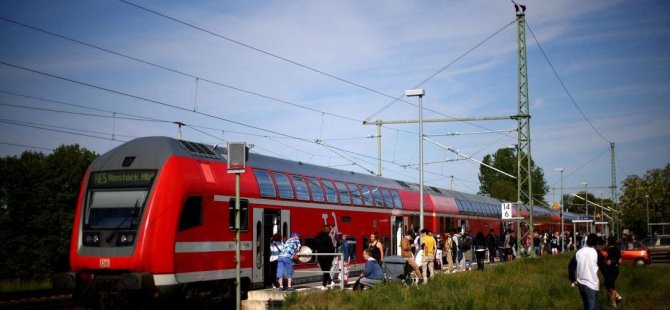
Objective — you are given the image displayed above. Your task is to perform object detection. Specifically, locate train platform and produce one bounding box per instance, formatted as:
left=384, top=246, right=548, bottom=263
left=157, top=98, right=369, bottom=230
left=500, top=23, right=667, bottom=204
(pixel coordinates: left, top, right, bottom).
left=240, top=262, right=497, bottom=310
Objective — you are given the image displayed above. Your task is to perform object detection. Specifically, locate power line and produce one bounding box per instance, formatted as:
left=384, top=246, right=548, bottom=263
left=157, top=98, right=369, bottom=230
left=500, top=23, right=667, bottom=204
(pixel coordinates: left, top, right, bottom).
left=0, top=141, right=54, bottom=151
left=549, top=147, right=611, bottom=187
left=0, top=119, right=128, bottom=142
left=0, top=16, right=365, bottom=125
left=526, top=21, right=611, bottom=144
left=0, top=101, right=168, bottom=124
left=114, top=2, right=515, bottom=137
left=365, top=19, right=516, bottom=120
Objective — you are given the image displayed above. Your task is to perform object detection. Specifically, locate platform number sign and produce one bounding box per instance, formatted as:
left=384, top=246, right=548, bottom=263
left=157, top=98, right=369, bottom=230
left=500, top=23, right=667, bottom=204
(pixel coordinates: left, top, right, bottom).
left=501, top=203, right=513, bottom=220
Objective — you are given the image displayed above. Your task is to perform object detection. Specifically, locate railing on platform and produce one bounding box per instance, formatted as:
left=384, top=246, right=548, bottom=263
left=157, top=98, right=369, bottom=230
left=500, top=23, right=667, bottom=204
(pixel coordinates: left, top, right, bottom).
left=294, top=252, right=345, bottom=290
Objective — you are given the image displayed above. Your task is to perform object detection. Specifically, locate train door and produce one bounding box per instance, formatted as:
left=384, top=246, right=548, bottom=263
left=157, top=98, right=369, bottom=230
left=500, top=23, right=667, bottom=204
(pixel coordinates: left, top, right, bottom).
left=391, top=216, right=405, bottom=255
left=252, top=208, right=282, bottom=287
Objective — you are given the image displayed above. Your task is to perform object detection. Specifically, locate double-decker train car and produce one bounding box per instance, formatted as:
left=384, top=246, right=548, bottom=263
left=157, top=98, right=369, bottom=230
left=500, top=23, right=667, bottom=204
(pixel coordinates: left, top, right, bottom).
left=68, top=136, right=574, bottom=304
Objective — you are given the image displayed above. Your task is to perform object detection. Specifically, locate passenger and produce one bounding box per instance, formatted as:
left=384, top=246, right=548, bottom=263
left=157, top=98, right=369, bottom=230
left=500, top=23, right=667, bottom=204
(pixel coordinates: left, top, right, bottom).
left=551, top=232, right=560, bottom=255
left=314, top=224, right=335, bottom=290
left=435, top=233, right=444, bottom=271
left=604, top=236, right=623, bottom=307
left=453, top=229, right=463, bottom=271
left=503, top=230, right=513, bottom=262
left=473, top=232, right=487, bottom=271
left=420, top=229, right=436, bottom=282
left=462, top=232, right=473, bottom=270
left=412, top=229, right=421, bottom=257
left=276, top=232, right=301, bottom=291
left=533, top=232, right=541, bottom=257
left=269, top=233, right=283, bottom=289
left=368, top=231, right=384, bottom=266
left=401, top=232, right=423, bottom=281
left=330, top=233, right=350, bottom=286
left=354, top=249, right=385, bottom=290
left=569, top=233, right=606, bottom=310
left=444, top=232, right=455, bottom=273
left=486, top=229, right=497, bottom=264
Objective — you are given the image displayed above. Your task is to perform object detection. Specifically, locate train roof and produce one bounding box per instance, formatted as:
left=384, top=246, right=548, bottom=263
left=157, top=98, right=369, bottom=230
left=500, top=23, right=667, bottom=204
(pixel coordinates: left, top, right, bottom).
left=93, top=136, right=577, bottom=220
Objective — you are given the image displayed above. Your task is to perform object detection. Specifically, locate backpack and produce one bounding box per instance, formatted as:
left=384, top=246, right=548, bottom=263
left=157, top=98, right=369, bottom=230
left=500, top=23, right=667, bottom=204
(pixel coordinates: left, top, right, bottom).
left=464, top=235, right=473, bottom=251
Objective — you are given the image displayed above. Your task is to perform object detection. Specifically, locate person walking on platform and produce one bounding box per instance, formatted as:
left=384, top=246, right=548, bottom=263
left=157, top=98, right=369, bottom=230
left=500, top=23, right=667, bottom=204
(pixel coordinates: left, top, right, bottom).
left=445, top=232, right=455, bottom=273
left=420, top=229, right=436, bottom=282
left=314, top=225, right=335, bottom=290
left=569, top=233, right=606, bottom=310
left=401, top=232, right=423, bottom=282
left=486, top=229, right=497, bottom=264
left=473, top=232, right=487, bottom=271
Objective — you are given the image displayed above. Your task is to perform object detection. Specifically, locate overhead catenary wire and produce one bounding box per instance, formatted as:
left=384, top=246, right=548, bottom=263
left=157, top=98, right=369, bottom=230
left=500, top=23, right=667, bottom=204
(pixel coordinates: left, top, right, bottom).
left=0, top=119, right=129, bottom=143
left=0, top=141, right=54, bottom=151
left=365, top=19, right=516, bottom=121
left=105, top=6, right=515, bottom=137
left=526, top=21, right=611, bottom=144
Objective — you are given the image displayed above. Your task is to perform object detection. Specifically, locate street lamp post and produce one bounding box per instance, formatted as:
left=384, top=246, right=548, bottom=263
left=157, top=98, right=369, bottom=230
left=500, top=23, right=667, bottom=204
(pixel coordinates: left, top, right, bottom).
left=645, top=194, right=650, bottom=237
left=406, top=89, right=426, bottom=230
left=555, top=168, right=564, bottom=252
left=582, top=182, right=588, bottom=233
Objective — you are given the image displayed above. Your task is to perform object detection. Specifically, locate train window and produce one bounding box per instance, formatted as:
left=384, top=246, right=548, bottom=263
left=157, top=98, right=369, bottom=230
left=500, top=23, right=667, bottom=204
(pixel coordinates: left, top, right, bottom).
left=370, top=186, right=384, bottom=207
left=334, top=181, right=351, bottom=205
left=346, top=237, right=357, bottom=261
left=272, top=172, right=294, bottom=199
left=253, top=169, right=277, bottom=198
left=322, top=180, right=338, bottom=203
left=360, top=185, right=374, bottom=207
left=348, top=183, right=363, bottom=206
left=391, top=190, right=402, bottom=209
left=306, top=177, right=325, bottom=202
left=228, top=198, right=249, bottom=231
left=178, top=196, right=203, bottom=231
left=381, top=188, right=394, bottom=208
left=290, top=175, right=310, bottom=201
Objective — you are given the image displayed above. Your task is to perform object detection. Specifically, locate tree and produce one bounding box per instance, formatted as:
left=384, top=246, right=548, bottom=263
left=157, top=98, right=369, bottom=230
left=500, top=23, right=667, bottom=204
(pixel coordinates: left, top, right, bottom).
left=619, top=164, right=670, bottom=238
left=478, top=147, right=548, bottom=205
left=0, top=145, right=97, bottom=280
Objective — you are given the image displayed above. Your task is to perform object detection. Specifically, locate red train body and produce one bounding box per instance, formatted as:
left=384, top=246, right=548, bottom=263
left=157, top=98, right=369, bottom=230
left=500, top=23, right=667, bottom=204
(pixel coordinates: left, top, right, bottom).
left=68, top=136, right=573, bottom=303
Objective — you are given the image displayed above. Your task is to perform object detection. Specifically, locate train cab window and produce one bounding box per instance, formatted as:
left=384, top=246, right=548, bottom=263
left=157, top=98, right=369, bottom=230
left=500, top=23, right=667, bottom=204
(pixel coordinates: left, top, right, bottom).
left=228, top=198, right=249, bottom=231
left=360, top=185, right=374, bottom=207
left=348, top=183, right=363, bottom=206
left=179, top=196, right=203, bottom=231
left=290, top=175, right=310, bottom=201
left=370, top=186, right=384, bottom=207
left=382, top=188, right=394, bottom=208
left=272, top=172, right=294, bottom=199
left=322, top=180, right=338, bottom=203
left=306, top=177, right=325, bottom=202
left=391, top=190, right=402, bottom=209
left=253, top=169, right=277, bottom=198
left=334, top=181, right=351, bottom=205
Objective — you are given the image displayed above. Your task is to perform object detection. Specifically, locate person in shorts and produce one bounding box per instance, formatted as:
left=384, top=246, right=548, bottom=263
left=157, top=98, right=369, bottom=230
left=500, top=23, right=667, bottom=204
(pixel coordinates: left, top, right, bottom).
left=276, top=232, right=301, bottom=291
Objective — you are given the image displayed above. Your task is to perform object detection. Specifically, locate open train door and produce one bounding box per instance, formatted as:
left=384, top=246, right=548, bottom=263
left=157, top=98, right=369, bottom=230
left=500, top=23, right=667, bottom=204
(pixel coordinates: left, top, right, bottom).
left=252, top=208, right=283, bottom=288
left=391, top=216, right=406, bottom=255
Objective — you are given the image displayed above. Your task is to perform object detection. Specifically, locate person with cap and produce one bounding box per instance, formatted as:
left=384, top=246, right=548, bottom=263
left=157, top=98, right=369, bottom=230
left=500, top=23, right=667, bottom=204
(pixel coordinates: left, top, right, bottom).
left=276, top=231, right=301, bottom=291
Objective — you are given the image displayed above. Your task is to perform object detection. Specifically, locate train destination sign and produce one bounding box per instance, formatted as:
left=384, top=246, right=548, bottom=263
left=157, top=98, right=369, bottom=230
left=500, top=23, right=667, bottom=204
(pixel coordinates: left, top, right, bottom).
left=90, top=170, right=157, bottom=188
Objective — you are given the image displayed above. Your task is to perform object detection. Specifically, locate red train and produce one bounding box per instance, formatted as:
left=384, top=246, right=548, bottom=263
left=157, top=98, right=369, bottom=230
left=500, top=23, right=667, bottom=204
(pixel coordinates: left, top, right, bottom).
left=68, top=136, right=573, bottom=304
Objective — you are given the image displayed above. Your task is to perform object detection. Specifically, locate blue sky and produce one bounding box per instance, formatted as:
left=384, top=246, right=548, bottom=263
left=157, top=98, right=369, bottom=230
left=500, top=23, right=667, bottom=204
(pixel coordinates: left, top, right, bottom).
left=1, top=0, right=668, bottom=206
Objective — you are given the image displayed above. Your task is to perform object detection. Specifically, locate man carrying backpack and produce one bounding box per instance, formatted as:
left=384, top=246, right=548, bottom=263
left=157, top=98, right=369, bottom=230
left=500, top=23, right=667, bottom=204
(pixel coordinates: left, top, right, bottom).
left=486, top=229, right=497, bottom=264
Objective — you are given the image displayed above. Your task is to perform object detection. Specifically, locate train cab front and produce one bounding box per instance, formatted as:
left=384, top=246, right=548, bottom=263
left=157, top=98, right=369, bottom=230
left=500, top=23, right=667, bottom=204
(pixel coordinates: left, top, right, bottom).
left=68, top=137, right=182, bottom=306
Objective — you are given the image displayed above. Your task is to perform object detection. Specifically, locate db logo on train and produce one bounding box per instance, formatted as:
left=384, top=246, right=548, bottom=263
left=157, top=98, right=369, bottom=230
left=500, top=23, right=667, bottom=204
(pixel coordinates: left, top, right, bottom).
left=99, top=258, right=111, bottom=268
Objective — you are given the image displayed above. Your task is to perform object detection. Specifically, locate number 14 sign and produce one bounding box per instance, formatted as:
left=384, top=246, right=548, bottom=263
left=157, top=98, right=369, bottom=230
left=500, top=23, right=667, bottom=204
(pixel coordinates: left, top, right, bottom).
left=501, top=203, right=513, bottom=220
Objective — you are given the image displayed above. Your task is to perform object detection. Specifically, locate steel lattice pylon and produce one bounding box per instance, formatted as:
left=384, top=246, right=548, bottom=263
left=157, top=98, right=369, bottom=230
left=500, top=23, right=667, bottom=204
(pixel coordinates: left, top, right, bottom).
left=515, top=4, right=534, bottom=257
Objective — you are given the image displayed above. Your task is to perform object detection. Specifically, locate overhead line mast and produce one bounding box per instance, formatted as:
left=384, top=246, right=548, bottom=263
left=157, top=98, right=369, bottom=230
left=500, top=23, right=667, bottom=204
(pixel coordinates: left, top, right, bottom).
left=513, top=2, right=534, bottom=257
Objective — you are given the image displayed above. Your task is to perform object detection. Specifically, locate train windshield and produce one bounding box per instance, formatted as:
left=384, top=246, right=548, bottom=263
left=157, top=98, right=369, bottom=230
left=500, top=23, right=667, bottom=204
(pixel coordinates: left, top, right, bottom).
left=85, top=190, right=149, bottom=229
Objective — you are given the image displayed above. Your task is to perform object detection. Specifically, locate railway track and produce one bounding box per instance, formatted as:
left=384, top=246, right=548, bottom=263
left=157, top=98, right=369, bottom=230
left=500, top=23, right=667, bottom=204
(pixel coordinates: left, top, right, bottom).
left=0, top=289, right=82, bottom=309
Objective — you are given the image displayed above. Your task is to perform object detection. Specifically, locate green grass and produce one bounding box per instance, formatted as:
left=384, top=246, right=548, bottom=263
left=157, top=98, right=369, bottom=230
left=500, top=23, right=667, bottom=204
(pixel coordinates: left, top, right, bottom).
left=284, top=254, right=670, bottom=309
left=0, top=279, right=52, bottom=293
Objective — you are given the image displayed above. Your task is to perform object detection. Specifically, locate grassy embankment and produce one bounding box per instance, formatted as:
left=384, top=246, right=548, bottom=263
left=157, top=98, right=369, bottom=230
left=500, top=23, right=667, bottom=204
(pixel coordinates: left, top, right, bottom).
left=284, top=254, right=670, bottom=309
